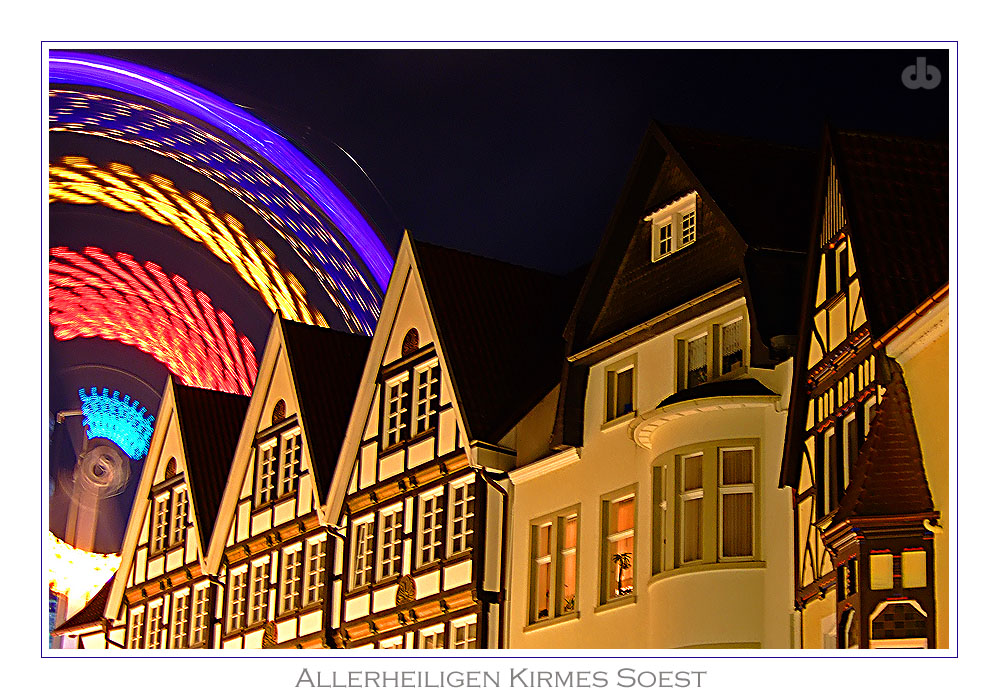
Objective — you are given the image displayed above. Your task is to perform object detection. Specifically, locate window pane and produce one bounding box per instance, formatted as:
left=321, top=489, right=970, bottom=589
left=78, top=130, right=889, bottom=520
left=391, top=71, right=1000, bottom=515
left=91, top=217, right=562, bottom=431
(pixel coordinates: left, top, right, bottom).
left=537, top=523, right=551, bottom=557
left=616, top=368, right=633, bottom=416
left=683, top=499, right=702, bottom=562
left=722, top=449, right=753, bottom=485
left=612, top=535, right=634, bottom=596
left=721, top=319, right=744, bottom=373
left=613, top=496, right=634, bottom=533
left=561, top=549, right=577, bottom=612
left=902, top=550, right=927, bottom=588
left=563, top=516, right=577, bottom=549
left=721, top=492, right=753, bottom=557
left=536, top=561, right=550, bottom=618
left=870, top=553, right=894, bottom=590
left=687, top=336, right=707, bottom=387
left=683, top=454, right=703, bottom=490
left=681, top=209, right=696, bottom=245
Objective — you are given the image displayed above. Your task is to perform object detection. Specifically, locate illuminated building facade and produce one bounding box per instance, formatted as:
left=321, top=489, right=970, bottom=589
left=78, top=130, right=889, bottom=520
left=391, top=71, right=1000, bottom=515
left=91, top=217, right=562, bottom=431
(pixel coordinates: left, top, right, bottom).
left=778, top=130, right=948, bottom=649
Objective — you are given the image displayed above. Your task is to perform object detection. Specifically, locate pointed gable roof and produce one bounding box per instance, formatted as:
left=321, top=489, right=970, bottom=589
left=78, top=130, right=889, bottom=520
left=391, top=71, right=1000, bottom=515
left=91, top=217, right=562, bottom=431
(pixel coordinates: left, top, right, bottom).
left=280, top=318, right=371, bottom=494
left=53, top=576, right=115, bottom=635
left=831, top=358, right=937, bottom=525
left=172, top=383, right=249, bottom=552
left=829, top=129, right=948, bottom=339
left=411, top=239, right=576, bottom=444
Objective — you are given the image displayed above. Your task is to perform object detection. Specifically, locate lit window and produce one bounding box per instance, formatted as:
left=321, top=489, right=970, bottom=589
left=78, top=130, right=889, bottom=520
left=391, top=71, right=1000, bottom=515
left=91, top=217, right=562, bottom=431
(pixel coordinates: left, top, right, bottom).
left=384, top=373, right=409, bottom=447
left=719, top=448, right=754, bottom=559
left=278, top=429, right=301, bottom=497
left=449, top=477, right=475, bottom=556
left=602, top=491, right=635, bottom=603
left=418, top=624, right=445, bottom=649
left=255, top=439, right=277, bottom=505
left=605, top=358, right=636, bottom=423
left=826, top=241, right=850, bottom=298
left=380, top=635, right=404, bottom=649
left=450, top=615, right=478, bottom=649
left=412, top=361, right=440, bottom=435
left=191, top=586, right=209, bottom=646
left=227, top=567, right=247, bottom=632
left=281, top=548, right=301, bottom=614
left=843, top=412, right=859, bottom=488
left=171, top=591, right=189, bottom=648
left=151, top=494, right=170, bottom=552
left=530, top=509, right=578, bottom=623
left=250, top=560, right=269, bottom=623
left=417, top=489, right=444, bottom=567
left=351, top=518, right=375, bottom=589
left=146, top=600, right=163, bottom=649
left=686, top=335, right=708, bottom=388
left=378, top=507, right=404, bottom=580
left=870, top=553, right=894, bottom=590
left=678, top=454, right=704, bottom=564
left=902, top=550, right=927, bottom=589
left=128, top=607, right=145, bottom=649
left=720, top=318, right=745, bottom=374
left=170, top=487, right=187, bottom=547
left=648, top=193, right=697, bottom=262
left=303, top=538, right=326, bottom=605
left=676, top=314, right=748, bottom=390
left=823, top=428, right=838, bottom=516
left=864, top=396, right=877, bottom=437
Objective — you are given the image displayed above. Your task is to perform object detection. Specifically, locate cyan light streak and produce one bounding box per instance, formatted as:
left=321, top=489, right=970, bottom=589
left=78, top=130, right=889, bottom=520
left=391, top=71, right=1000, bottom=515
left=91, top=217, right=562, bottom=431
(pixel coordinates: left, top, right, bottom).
left=78, top=387, right=155, bottom=459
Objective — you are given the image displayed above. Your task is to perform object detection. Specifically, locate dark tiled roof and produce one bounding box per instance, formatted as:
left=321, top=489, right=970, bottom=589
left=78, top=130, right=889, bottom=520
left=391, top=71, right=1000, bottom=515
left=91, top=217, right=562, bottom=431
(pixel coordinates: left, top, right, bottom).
left=660, top=123, right=817, bottom=251
left=173, top=383, right=250, bottom=552
left=281, top=319, right=371, bottom=494
left=831, top=130, right=948, bottom=339
left=53, top=576, right=114, bottom=634
left=832, top=358, right=936, bottom=524
left=655, top=378, right=778, bottom=409
left=412, top=240, right=578, bottom=445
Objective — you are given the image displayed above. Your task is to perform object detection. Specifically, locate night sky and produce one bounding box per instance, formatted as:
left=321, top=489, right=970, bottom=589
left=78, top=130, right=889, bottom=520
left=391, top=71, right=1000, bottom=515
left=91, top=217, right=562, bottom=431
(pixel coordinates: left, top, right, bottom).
left=47, top=47, right=949, bottom=552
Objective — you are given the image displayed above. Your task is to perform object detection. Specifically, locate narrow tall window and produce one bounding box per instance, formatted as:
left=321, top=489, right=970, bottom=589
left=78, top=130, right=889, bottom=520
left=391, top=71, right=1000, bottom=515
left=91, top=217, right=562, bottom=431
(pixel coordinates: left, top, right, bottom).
left=378, top=508, right=404, bottom=580
left=171, top=591, right=189, bottom=648
left=152, top=495, right=170, bottom=552
left=304, top=539, right=326, bottom=605
left=656, top=222, right=671, bottom=259
left=680, top=209, right=696, bottom=246
left=191, top=586, right=208, bottom=646
left=531, top=522, right=552, bottom=620
left=449, top=479, right=475, bottom=555
left=412, top=362, right=440, bottom=435
left=824, top=428, right=838, bottom=515
left=146, top=601, right=163, bottom=649
left=721, top=319, right=745, bottom=374
left=530, top=510, right=579, bottom=623
left=603, top=493, right=635, bottom=601
left=257, top=442, right=277, bottom=505
left=170, top=487, right=187, bottom=547
left=384, top=374, right=409, bottom=447
left=250, top=560, right=269, bottom=623
left=278, top=430, right=301, bottom=497
left=351, top=520, right=375, bottom=588
left=561, top=515, right=578, bottom=613
left=864, top=396, right=877, bottom=437
left=281, top=548, right=301, bottom=613
left=128, top=607, right=145, bottom=649
left=228, top=568, right=246, bottom=632
left=687, top=335, right=708, bottom=388
left=843, top=413, right=859, bottom=488
left=605, top=363, right=635, bottom=422
left=417, top=490, right=444, bottom=567
left=679, top=454, right=704, bottom=564
left=719, top=448, right=754, bottom=559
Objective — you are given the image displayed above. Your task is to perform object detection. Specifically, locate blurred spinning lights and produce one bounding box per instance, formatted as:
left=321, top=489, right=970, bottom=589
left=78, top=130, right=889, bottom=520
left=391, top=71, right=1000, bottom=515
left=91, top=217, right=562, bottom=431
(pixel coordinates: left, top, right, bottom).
left=78, top=387, right=155, bottom=460
left=50, top=246, right=258, bottom=395
left=47, top=531, right=120, bottom=613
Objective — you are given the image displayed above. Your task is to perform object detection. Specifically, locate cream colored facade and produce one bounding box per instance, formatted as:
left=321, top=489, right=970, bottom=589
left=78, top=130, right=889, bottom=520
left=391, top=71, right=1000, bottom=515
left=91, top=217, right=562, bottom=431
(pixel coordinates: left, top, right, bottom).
left=507, top=296, right=796, bottom=649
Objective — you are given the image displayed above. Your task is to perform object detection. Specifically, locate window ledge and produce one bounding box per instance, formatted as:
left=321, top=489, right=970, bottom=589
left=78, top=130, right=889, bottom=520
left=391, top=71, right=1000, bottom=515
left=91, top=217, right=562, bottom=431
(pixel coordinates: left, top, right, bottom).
left=601, top=412, right=636, bottom=433
left=523, top=610, right=580, bottom=632
left=594, top=594, right=636, bottom=614
left=649, top=560, right=765, bottom=587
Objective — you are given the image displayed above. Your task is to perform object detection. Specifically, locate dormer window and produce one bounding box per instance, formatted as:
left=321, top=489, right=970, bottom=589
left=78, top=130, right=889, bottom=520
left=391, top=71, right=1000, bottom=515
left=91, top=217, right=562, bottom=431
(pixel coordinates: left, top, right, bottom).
left=255, top=425, right=302, bottom=506
left=648, top=192, right=697, bottom=262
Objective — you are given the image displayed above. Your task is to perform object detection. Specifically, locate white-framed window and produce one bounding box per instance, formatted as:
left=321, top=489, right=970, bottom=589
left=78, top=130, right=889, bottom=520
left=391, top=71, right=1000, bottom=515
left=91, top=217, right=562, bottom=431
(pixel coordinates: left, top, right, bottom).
left=601, top=489, right=635, bottom=603
left=676, top=313, right=748, bottom=390
left=379, top=635, right=404, bottom=649
left=128, top=606, right=145, bottom=649
left=604, top=355, right=636, bottom=423
left=146, top=599, right=163, bottom=649
left=151, top=493, right=170, bottom=552
left=351, top=516, right=375, bottom=589
left=720, top=318, right=745, bottom=375
left=685, top=334, right=709, bottom=389
left=529, top=508, right=579, bottom=623
left=418, top=623, right=445, bottom=649
left=255, top=439, right=277, bottom=505
left=417, top=488, right=444, bottom=568
left=250, top=558, right=270, bottom=623
left=648, top=192, right=697, bottom=262
left=191, top=584, right=209, bottom=646
left=412, top=360, right=440, bottom=435
left=450, top=614, right=478, bottom=649
left=280, top=546, right=302, bottom=613
left=171, top=590, right=189, bottom=648
left=378, top=506, right=404, bottom=580
left=383, top=372, right=410, bottom=447
left=169, top=486, right=187, bottom=547
left=303, top=537, right=326, bottom=605
left=227, top=566, right=247, bottom=632
left=448, top=477, right=475, bottom=556
left=278, top=428, right=301, bottom=497
left=718, top=447, right=754, bottom=560
left=678, top=453, right=704, bottom=564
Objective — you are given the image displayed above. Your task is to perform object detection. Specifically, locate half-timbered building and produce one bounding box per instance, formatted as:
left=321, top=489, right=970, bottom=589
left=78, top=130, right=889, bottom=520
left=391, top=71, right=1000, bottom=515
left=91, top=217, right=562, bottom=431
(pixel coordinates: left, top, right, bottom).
left=323, top=235, right=574, bottom=649
left=103, top=379, right=249, bottom=649
left=205, top=317, right=369, bottom=649
left=507, top=123, right=816, bottom=648
left=778, top=129, right=948, bottom=648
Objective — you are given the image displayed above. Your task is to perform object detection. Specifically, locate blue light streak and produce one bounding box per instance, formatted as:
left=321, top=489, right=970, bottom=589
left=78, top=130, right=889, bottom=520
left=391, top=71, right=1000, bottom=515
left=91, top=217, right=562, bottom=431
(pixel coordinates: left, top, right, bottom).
left=78, top=387, right=155, bottom=460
